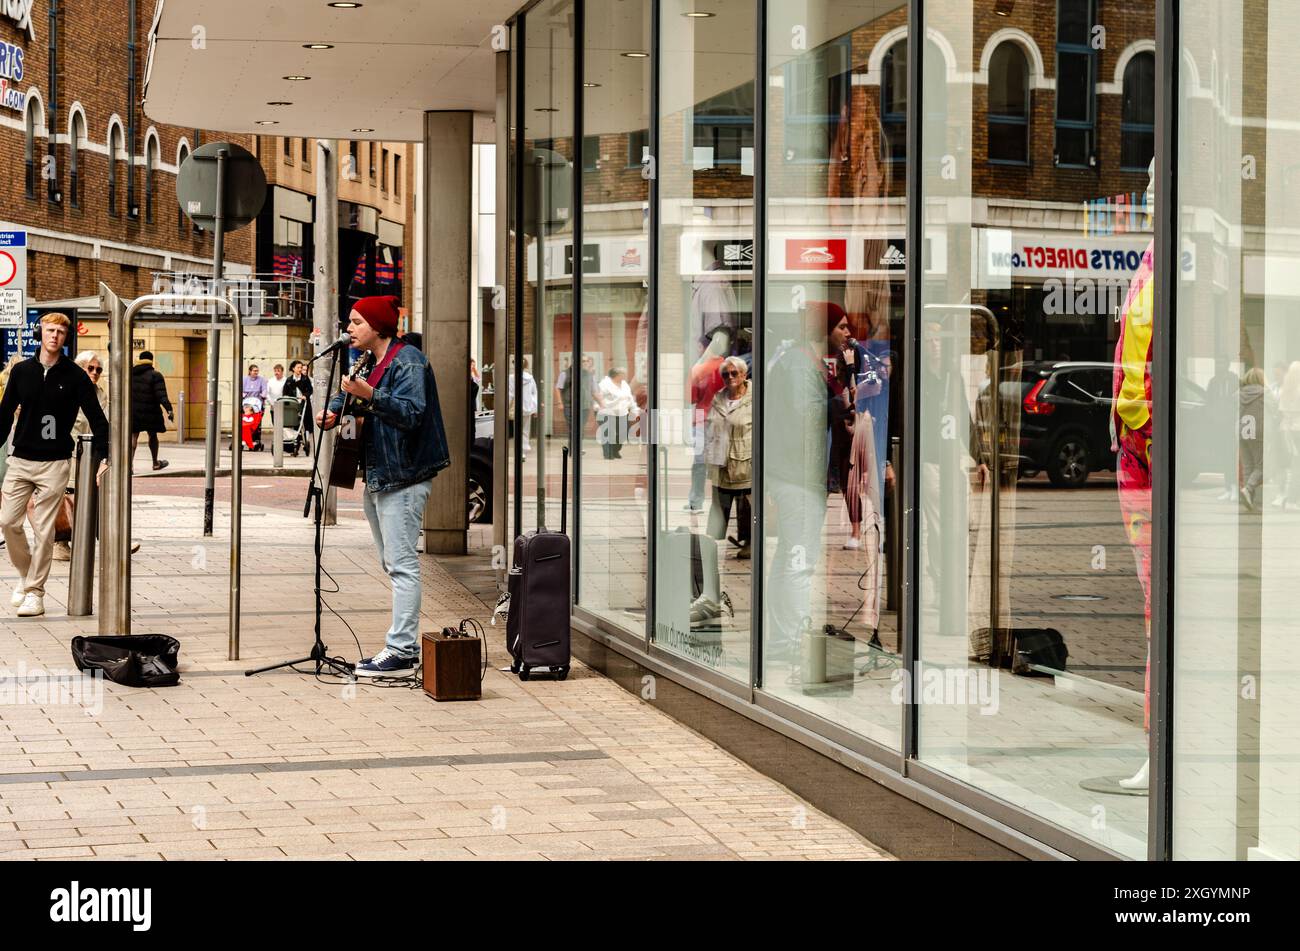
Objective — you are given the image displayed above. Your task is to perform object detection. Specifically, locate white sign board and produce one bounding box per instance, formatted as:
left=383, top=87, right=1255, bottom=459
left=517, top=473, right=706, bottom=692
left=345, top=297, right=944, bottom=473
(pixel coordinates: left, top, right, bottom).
left=0, top=228, right=26, bottom=328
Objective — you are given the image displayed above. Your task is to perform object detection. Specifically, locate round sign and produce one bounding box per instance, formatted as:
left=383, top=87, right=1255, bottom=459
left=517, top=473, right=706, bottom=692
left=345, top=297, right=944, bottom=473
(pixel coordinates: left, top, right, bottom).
left=0, top=250, right=16, bottom=286
left=176, top=142, right=268, bottom=234
left=77, top=321, right=88, bottom=336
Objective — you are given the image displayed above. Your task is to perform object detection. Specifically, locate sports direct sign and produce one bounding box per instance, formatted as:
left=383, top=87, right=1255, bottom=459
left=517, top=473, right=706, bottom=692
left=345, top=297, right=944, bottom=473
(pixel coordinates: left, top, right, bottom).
left=979, top=228, right=1150, bottom=288
left=0, top=38, right=26, bottom=113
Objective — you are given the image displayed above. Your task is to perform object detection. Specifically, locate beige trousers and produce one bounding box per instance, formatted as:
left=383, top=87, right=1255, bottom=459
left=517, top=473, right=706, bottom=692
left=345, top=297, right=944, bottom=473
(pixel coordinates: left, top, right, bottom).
left=1, top=456, right=72, bottom=597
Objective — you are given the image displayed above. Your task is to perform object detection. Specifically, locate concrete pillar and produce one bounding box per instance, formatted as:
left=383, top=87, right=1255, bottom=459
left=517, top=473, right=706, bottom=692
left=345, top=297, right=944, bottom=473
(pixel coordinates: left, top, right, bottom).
left=421, top=111, right=473, bottom=555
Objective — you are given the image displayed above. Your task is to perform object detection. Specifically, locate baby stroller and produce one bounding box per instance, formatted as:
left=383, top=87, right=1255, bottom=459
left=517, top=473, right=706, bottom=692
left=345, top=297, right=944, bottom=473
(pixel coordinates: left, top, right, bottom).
left=277, top=396, right=310, bottom=456
left=240, top=396, right=265, bottom=451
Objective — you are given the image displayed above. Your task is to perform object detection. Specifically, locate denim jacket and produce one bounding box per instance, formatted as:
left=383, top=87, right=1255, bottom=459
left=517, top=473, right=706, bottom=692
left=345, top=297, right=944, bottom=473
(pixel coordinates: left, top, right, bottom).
left=330, top=343, right=451, bottom=493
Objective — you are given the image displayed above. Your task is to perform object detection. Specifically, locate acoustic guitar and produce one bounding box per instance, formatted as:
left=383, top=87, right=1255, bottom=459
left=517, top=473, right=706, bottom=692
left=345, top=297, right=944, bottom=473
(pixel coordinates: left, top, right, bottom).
left=328, top=350, right=375, bottom=490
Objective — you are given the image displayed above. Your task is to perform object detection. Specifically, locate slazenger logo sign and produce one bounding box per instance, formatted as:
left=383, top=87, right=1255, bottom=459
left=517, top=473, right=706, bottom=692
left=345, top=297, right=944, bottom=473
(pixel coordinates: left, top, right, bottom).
left=50, top=882, right=152, bottom=932
left=2, top=0, right=35, bottom=42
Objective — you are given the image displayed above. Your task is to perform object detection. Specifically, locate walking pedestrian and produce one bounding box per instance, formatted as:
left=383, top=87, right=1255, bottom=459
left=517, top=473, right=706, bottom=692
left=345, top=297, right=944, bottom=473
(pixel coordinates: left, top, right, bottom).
left=130, top=351, right=173, bottom=471
left=704, top=356, right=753, bottom=559
left=558, top=354, right=596, bottom=451
left=596, top=367, right=635, bottom=460
left=1238, top=367, right=1272, bottom=511
left=268, top=363, right=288, bottom=402
left=0, top=313, right=109, bottom=617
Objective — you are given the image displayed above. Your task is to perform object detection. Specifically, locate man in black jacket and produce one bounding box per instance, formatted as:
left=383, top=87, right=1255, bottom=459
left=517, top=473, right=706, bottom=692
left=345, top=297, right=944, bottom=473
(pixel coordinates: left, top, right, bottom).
left=130, top=351, right=173, bottom=471
left=0, top=312, right=109, bottom=617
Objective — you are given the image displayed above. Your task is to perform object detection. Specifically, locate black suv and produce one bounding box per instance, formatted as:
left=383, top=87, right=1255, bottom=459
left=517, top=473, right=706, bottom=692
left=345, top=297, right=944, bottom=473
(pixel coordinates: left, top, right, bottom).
left=990, top=361, right=1215, bottom=488
left=1006, top=361, right=1118, bottom=487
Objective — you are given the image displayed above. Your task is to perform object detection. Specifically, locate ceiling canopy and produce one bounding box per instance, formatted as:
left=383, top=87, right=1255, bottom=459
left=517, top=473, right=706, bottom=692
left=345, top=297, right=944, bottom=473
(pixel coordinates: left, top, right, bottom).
left=144, top=0, right=517, bottom=141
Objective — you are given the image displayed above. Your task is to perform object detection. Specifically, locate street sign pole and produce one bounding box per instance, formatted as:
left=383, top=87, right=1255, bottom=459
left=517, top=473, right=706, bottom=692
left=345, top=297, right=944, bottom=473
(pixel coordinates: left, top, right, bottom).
left=202, top=149, right=228, bottom=536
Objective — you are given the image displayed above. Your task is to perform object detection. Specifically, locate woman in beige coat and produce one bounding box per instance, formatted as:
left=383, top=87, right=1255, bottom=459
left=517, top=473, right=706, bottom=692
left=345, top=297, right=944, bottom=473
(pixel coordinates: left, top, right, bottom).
left=704, top=356, right=753, bottom=559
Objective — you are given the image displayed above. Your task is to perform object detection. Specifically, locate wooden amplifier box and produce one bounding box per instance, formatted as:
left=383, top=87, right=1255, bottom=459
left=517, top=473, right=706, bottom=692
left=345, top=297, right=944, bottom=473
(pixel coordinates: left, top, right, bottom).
left=421, top=630, right=482, bottom=701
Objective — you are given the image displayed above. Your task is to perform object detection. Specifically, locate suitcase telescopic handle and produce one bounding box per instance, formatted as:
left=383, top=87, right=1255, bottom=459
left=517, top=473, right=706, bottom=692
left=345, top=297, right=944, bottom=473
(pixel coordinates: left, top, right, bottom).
left=561, top=445, right=570, bottom=535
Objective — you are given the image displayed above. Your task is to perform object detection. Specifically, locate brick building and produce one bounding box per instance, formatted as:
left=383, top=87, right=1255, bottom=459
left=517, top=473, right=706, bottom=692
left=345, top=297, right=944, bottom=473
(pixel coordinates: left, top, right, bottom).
left=0, top=0, right=416, bottom=435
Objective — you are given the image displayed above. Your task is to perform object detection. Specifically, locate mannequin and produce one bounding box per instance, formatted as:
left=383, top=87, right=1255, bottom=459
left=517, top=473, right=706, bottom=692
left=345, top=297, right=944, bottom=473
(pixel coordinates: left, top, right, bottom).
left=1112, top=160, right=1156, bottom=792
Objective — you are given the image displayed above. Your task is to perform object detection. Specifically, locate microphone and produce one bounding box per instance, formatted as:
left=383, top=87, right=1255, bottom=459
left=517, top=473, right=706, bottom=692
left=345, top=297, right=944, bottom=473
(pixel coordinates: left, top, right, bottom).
left=307, top=335, right=352, bottom=366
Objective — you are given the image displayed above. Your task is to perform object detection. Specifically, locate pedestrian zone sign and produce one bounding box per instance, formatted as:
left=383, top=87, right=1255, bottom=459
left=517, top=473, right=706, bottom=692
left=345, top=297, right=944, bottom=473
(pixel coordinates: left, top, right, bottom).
left=0, top=229, right=26, bottom=328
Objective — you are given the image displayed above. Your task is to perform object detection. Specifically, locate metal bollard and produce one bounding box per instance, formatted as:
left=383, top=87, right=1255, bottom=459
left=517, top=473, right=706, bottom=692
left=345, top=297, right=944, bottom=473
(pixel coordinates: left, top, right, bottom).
left=68, top=435, right=98, bottom=617
left=271, top=397, right=283, bottom=468
left=177, top=390, right=185, bottom=444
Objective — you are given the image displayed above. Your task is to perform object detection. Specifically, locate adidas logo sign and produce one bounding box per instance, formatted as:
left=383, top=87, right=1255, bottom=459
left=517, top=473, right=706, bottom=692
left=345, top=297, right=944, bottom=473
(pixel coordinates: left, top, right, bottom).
left=880, top=246, right=906, bottom=266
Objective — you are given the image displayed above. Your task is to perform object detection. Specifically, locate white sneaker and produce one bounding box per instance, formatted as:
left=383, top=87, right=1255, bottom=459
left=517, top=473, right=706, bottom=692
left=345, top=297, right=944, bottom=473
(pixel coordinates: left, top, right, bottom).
left=52, top=541, right=72, bottom=562
left=842, top=537, right=862, bottom=551
left=16, top=593, right=44, bottom=617
left=11, top=585, right=25, bottom=607
left=689, top=595, right=722, bottom=624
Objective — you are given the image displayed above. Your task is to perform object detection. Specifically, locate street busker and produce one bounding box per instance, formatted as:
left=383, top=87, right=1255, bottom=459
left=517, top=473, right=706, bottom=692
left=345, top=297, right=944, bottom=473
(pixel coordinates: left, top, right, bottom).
left=318, top=296, right=450, bottom=677
left=0, top=312, right=109, bottom=618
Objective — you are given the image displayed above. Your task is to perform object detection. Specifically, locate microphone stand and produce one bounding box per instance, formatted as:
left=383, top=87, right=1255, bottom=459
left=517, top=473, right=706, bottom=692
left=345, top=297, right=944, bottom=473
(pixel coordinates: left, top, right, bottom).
left=245, top=341, right=355, bottom=680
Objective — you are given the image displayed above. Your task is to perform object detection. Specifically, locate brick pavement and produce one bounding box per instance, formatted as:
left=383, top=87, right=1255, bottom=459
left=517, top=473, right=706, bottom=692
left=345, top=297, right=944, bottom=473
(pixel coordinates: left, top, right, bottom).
left=0, top=488, right=887, bottom=862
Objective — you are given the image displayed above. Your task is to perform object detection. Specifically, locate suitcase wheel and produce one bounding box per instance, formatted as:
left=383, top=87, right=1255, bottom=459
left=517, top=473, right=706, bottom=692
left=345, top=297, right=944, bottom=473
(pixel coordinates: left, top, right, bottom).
left=509, top=661, right=519, bottom=674
left=555, top=665, right=570, bottom=681
left=519, top=665, right=531, bottom=681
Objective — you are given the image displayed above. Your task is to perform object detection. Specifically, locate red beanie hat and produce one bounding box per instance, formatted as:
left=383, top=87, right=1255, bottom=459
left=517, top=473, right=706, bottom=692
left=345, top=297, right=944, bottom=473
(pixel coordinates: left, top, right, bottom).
left=803, top=300, right=847, bottom=342
left=351, top=295, right=401, bottom=338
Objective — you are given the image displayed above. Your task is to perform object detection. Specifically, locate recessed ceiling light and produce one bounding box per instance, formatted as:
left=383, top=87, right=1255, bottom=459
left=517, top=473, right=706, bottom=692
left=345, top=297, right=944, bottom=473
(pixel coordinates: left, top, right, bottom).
left=303, top=43, right=334, bottom=49
left=683, top=11, right=715, bottom=16
left=283, top=75, right=310, bottom=81
left=266, top=101, right=293, bottom=106
left=255, top=120, right=279, bottom=126
left=327, top=2, right=362, bottom=7
left=352, top=127, right=374, bottom=132
left=583, top=82, right=601, bottom=88
left=622, top=51, right=649, bottom=58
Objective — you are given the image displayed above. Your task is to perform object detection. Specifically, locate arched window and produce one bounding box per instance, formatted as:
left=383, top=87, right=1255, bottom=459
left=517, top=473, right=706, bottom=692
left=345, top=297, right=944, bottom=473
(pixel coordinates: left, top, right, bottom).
left=881, top=39, right=948, bottom=163
left=108, top=124, right=122, bottom=216
left=24, top=97, right=41, bottom=199
left=177, top=143, right=190, bottom=233
left=69, top=112, right=85, bottom=208
left=1121, top=51, right=1155, bottom=171
left=881, top=41, right=907, bottom=162
left=145, top=136, right=159, bottom=223
left=988, top=42, right=1030, bottom=163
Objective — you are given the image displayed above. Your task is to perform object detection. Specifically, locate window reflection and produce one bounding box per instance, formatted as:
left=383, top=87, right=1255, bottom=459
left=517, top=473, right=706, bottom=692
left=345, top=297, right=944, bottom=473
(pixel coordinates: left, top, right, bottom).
left=653, top=0, right=756, bottom=679
left=576, top=0, right=651, bottom=631
left=918, top=1, right=1155, bottom=859
left=759, top=1, right=907, bottom=746
left=1175, top=0, right=1300, bottom=861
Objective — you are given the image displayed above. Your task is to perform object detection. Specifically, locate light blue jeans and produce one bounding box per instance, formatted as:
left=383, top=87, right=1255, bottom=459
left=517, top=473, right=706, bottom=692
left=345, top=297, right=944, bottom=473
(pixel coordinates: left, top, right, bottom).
left=362, top=477, right=434, bottom=656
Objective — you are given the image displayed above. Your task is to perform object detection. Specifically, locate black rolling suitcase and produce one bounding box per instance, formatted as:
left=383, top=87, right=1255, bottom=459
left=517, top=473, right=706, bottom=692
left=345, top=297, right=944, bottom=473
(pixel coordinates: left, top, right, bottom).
left=505, top=446, right=571, bottom=681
